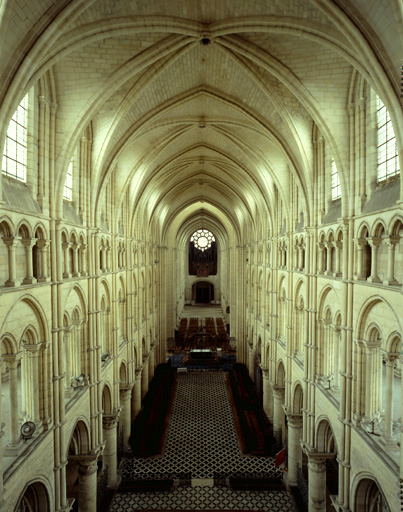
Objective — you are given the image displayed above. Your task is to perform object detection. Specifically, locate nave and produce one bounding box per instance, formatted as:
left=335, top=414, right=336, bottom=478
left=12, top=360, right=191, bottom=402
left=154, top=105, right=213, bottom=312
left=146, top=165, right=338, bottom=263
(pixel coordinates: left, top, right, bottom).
left=110, top=372, right=295, bottom=511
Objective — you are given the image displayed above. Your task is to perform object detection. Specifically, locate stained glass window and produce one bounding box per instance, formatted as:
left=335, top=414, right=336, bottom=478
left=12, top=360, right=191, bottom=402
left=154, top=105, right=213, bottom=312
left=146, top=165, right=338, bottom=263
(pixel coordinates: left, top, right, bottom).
left=190, top=229, right=215, bottom=252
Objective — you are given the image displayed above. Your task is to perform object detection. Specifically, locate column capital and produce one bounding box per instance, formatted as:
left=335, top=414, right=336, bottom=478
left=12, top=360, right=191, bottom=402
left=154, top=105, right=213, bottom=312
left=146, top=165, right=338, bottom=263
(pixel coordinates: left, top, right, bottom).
left=2, top=235, right=17, bottom=247
left=36, top=239, right=50, bottom=250
left=385, top=352, right=400, bottom=363
left=362, top=339, right=382, bottom=351
left=354, top=237, right=367, bottom=247
left=22, top=237, right=37, bottom=248
left=307, top=456, right=327, bottom=473
left=102, top=410, right=121, bottom=430
left=259, top=364, right=270, bottom=378
left=272, top=385, right=285, bottom=400
left=119, top=388, right=133, bottom=401
left=385, top=235, right=400, bottom=246
left=2, top=352, right=23, bottom=367
left=286, top=413, right=303, bottom=428
left=367, top=236, right=382, bottom=247
left=76, top=456, right=99, bottom=477
left=22, top=342, right=43, bottom=354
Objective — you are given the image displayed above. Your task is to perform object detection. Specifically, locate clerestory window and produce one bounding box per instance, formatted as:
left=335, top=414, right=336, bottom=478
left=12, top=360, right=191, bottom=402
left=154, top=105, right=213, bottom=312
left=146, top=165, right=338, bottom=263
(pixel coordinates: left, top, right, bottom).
left=331, top=159, right=341, bottom=200
left=63, top=160, right=73, bottom=200
left=377, top=96, right=400, bottom=182
left=2, top=94, right=28, bottom=181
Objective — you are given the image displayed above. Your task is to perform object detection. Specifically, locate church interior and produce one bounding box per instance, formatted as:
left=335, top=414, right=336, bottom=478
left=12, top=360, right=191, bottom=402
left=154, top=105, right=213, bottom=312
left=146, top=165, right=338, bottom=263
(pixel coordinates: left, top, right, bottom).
left=0, top=0, right=402, bottom=510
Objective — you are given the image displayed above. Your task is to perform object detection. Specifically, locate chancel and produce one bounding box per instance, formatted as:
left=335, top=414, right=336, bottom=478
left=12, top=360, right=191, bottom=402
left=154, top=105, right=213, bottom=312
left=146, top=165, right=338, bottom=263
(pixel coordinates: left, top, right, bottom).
left=0, top=1, right=402, bottom=511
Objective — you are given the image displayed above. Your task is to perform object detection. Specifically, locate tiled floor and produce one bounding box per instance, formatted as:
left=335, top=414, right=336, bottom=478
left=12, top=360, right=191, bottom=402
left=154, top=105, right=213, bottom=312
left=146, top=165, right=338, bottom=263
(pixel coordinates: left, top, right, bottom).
left=110, top=373, right=296, bottom=511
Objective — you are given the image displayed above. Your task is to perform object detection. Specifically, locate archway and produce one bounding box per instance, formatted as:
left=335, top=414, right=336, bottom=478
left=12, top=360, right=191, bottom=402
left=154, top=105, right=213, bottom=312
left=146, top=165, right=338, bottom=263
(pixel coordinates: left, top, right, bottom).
left=192, top=281, right=214, bottom=304
left=273, top=361, right=286, bottom=446
left=316, top=419, right=338, bottom=509
left=354, top=478, right=390, bottom=511
left=15, top=481, right=50, bottom=511
left=66, top=420, right=98, bottom=512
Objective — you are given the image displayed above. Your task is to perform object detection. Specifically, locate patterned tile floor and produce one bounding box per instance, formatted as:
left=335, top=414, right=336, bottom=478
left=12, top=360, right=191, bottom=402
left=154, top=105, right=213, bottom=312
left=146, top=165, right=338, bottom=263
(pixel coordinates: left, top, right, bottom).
left=110, top=373, right=296, bottom=511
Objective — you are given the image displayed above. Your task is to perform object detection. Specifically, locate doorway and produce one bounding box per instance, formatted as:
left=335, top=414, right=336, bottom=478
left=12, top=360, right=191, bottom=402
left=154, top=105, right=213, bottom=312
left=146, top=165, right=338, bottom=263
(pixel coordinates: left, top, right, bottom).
left=192, top=282, right=214, bottom=304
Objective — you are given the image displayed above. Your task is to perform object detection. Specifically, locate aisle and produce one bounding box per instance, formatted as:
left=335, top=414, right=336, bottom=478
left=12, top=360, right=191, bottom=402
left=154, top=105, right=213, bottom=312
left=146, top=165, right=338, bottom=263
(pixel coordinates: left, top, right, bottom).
left=110, top=373, right=296, bottom=511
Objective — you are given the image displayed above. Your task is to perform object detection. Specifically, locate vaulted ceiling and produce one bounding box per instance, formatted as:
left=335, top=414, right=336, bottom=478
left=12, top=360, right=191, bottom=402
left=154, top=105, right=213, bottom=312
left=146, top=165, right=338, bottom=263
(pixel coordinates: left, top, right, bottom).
left=0, top=0, right=401, bottom=246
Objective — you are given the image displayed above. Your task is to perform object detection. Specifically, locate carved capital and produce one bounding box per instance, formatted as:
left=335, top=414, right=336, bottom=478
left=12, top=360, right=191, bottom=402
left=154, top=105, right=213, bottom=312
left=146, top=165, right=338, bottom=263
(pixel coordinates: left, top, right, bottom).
left=102, top=410, right=121, bottom=430
left=77, top=456, right=99, bottom=477
left=287, top=413, right=303, bottom=428
left=307, top=456, right=327, bottom=473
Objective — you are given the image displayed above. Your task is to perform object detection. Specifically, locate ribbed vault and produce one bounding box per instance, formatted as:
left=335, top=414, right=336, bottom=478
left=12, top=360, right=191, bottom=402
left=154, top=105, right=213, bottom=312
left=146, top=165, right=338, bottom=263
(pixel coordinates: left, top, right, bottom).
left=0, top=0, right=401, bottom=244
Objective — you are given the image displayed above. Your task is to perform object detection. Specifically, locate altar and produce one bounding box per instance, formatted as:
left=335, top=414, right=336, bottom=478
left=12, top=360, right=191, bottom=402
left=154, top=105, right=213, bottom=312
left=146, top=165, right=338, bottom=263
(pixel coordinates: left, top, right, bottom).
left=183, top=348, right=220, bottom=366
left=189, top=349, right=214, bottom=360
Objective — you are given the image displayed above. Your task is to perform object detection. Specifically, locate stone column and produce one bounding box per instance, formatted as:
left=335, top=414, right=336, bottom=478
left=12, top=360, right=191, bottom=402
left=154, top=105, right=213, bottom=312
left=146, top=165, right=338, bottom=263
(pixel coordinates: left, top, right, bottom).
left=332, top=326, right=341, bottom=390
left=3, top=355, right=22, bottom=453
left=119, top=388, right=132, bottom=448
left=383, top=354, right=399, bottom=448
left=36, top=239, right=50, bottom=282
left=72, top=243, right=79, bottom=277
left=149, top=344, right=155, bottom=381
left=81, top=244, right=88, bottom=276
left=317, top=243, right=324, bottom=273
left=354, top=238, right=365, bottom=280
left=400, top=356, right=403, bottom=483
left=297, top=243, right=302, bottom=270
left=384, top=236, right=399, bottom=285
left=325, top=242, right=332, bottom=275
left=132, top=367, right=143, bottom=420
left=77, top=456, right=99, bottom=512
left=63, top=327, right=73, bottom=398
left=22, top=237, right=37, bottom=284
left=141, top=355, right=149, bottom=399
left=23, top=343, right=41, bottom=429
left=100, top=246, right=105, bottom=273
left=272, top=386, right=285, bottom=444
left=260, top=365, right=272, bottom=419
left=247, top=342, right=254, bottom=380
left=102, top=413, right=120, bottom=487
left=286, top=414, right=303, bottom=485
left=363, top=341, right=380, bottom=418
left=334, top=241, right=342, bottom=276
left=106, top=246, right=111, bottom=272
left=367, top=237, right=382, bottom=283
left=307, top=455, right=327, bottom=512
left=0, top=357, right=3, bottom=505
left=3, top=236, right=19, bottom=286
left=62, top=241, right=71, bottom=278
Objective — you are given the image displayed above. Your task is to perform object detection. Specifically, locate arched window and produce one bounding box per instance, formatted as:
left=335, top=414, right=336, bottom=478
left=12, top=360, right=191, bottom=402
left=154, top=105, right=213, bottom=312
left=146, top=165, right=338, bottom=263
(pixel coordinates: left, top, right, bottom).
left=331, top=159, right=341, bottom=200
left=2, top=94, right=28, bottom=182
left=63, top=160, right=73, bottom=200
left=377, top=96, right=400, bottom=182
left=189, top=229, right=217, bottom=276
